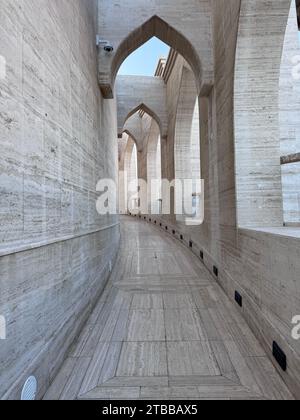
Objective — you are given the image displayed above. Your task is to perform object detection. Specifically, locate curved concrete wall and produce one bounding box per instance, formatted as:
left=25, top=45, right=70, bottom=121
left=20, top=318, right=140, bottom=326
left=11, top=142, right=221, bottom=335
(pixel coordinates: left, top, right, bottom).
left=0, top=0, right=120, bottom=399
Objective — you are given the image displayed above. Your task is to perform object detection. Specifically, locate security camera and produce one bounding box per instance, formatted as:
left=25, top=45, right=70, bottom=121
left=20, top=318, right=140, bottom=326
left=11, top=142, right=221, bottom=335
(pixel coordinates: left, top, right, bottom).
left=96, top=36, right=114, bottom=53
left=104, top=44, right=114, bottom=53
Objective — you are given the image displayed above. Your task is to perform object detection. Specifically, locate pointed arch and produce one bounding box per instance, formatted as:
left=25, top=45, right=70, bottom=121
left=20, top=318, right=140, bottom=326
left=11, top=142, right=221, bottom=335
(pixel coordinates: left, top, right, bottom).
left=112, top=16, right=202, bottom=92
left=234, top=0, right=291, bottom=228
left=174, top=66, right=201, bottom=223
left=147, top=118, right=162, bottom=214
left=279, top=1, right=300, bottom=225
left=123, top=130, right=139, bottom=149
left=116, top=74, right=167, bottom=137
left=119, top=136, right=139, bottom=214
left=123, top=104, right=163, bottom=139
left=98, top=4, right=214, bottom=99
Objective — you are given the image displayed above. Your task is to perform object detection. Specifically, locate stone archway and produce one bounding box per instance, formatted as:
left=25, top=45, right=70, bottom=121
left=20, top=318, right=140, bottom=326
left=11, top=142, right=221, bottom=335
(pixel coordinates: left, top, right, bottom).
left=234, top=0, right=292, bottom=228
left=97, top=3, right=214, bottom=98
left=116, top=75, right=167, bottom=138
left=174, top=66, right=201, bottom=223
left=147, top=119, right=162, bottom=214
left=119, top=135, right=139, bottom=214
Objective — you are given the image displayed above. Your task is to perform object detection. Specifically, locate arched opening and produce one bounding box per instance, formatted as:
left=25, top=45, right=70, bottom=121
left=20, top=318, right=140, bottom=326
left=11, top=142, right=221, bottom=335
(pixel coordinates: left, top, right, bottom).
left=122, top=106, right=164, bottom=155
left=118, top=37, right=170, bottom=77
left=147, top=119, right=162, bottom=214
left=279, top=0, right=300, bottom=226
left=174, top=66, right=201, bottom=224
left=111, top=16, right=203, bottom=95
left=234, top=0, right=292, bottom=228
left=122, top=103, right=163, bottom=140
left=119, top=104, right=165, bottom=217
left=115, top=23, right=203, bottom=221
left=119, top=135, right=138, bottom=215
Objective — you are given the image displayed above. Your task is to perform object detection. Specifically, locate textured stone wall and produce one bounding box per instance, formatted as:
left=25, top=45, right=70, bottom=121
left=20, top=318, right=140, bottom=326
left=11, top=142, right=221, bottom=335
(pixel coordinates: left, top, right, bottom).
left=279, top=2, right=300, bottom=224
left=0, top=0, right=119, bottom=399
left=157, top=0, right=300, bottom=398
left=234, top=0, right=291, bottom=228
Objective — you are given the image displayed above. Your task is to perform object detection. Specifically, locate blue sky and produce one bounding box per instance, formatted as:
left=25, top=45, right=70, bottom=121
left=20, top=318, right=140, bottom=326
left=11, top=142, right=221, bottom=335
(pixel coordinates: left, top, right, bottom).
left=118, top=37, right=170, bottom=76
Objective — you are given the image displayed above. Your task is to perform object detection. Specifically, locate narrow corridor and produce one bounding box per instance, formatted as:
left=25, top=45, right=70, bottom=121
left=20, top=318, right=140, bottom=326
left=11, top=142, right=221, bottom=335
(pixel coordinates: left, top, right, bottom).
left=44, top=217, right=293, bottom=400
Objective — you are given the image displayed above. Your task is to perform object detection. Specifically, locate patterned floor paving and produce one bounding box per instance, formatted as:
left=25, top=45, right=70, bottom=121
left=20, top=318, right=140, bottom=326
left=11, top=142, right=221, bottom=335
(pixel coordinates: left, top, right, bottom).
left=44, top=217, right=294, bottom=400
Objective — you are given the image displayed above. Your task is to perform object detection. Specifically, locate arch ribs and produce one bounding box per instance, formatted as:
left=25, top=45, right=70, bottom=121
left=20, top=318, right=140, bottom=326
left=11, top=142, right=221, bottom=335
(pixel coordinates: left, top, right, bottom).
left=97, top=1, right=213, bottom=98
left=116, top=75, right=168, bottom=139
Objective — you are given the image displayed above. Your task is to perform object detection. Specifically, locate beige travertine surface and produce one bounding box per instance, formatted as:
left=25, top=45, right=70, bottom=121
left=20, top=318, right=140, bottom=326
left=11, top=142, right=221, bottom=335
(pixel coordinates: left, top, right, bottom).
left=114, top=0, right=300, bottom=399
left=1, top=0, right=300, bottom=402
left=0, top=0, right=119, bottom=399
left=235, top=0, right=290, bottom=228
left=44, top=217, right=293, bottom=400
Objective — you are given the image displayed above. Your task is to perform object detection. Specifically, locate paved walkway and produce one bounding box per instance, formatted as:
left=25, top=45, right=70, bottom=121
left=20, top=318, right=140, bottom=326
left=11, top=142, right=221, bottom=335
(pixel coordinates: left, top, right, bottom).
left=44, top=217, right=293, bottom=400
